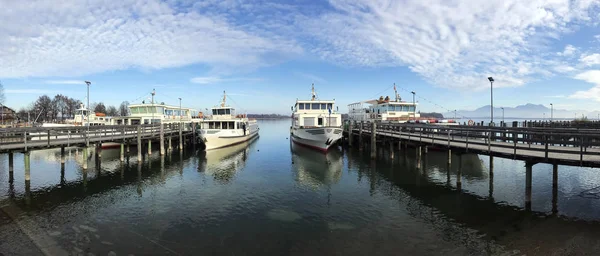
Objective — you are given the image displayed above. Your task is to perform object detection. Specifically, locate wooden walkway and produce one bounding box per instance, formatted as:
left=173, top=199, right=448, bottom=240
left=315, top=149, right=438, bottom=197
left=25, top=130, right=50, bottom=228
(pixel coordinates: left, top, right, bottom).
left=347, top=122, right=600, bottom=167
left=0, top=124, right=194, bottom=152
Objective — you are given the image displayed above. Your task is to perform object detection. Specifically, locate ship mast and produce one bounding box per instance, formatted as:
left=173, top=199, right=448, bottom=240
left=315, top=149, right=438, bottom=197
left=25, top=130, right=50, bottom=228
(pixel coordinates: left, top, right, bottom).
left=221, top=91, right=227, bottom=107
left=311, top=83, right=316, bottom=101
left=394, top=83, right=400, bottom=102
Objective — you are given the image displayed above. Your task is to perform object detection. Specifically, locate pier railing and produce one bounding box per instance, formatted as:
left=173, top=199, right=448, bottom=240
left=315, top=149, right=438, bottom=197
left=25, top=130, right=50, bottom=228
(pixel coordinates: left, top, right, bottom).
left=0, top=123, right=192, bottom=152
left=349, top=121, right=600, bottom=166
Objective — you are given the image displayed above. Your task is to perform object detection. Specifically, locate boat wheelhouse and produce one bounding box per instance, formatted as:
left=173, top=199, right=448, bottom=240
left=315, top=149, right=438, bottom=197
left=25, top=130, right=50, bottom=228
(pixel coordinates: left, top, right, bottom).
left=111, top=90, right=201, bottom=125
left=196, top=91, right=259, bottom=150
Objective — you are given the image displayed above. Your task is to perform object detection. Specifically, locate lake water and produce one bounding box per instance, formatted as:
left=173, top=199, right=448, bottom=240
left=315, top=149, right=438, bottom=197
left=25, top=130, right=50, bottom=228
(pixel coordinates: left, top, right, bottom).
left=2, top=120, right=600, bottom=255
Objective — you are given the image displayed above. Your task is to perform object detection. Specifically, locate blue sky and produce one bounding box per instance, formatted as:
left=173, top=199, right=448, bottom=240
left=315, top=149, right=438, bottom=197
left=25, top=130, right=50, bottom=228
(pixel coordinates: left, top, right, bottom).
left=1, top=0, right=600, bottom=115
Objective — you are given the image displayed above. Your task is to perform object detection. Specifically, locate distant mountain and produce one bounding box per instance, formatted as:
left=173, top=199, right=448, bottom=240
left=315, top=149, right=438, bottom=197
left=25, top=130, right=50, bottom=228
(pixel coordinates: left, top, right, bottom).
left=420, top=112, right=444, bottom=119
left=446, top=104, right=598, bottom=119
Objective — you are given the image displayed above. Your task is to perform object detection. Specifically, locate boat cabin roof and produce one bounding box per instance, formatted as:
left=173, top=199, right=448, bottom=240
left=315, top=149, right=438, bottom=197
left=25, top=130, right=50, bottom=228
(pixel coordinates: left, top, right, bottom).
left=129, top=103, right=195, bottom=111
left=350, top=99, right=416, bottom=106
left=296, top=100, right=335, bottom=104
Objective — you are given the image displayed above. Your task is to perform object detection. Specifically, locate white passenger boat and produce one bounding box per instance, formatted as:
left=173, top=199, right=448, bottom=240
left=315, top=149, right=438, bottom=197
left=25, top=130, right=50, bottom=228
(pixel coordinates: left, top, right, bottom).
left=290, top=84, right=343, bottom=152
left=348, top=85, right=420, bottom=123
left=196, top=92, right=259, bottom=150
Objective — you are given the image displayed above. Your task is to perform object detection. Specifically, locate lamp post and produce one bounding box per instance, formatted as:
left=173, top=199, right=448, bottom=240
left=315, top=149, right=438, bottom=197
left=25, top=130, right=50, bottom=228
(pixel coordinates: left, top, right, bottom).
left=151, top=89, right=155, bottom=124
left=488, top=77, right=494, bottom=126
left=84, top=81, right=91, bottom=146
left=411, top=91, right=416, bottom=121
left=501, top=107, right=504, bottom=125
left=454, top=109, right=457, bottom=120
left=550, top=103, right=553, bottom=122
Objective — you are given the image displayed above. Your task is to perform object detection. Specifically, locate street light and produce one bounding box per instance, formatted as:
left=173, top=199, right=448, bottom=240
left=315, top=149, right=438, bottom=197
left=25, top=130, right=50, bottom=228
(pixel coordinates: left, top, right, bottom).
left=501, top=107, right=504, bottom=125
left=454, top=109, right=457, bottom=120
left=178, top=98, right=182, bottom=122
left=411, top=91, right=416, bottom=120
left=550, top=103, right=553, bottom=122
left=488, top=77, right=494, bottom=126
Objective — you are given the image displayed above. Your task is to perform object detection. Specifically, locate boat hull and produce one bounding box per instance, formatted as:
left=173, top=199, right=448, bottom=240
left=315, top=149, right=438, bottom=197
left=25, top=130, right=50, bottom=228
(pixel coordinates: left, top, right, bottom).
left=290, top=127, right=343, bottom=152
left=200, top=130, right=259, bottom=150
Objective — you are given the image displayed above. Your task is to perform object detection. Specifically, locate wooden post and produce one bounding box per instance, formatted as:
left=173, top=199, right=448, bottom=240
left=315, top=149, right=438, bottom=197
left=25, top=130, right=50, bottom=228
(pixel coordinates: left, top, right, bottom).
left=552, top=164, right=558, bottom=215
left=120, top=143, right=125, bottom=162
left=160, top=123, right=165, bottom=155
left=456, top=154, right=462, bottom=191
left=137, top=125, right=142, bottom=162
left=489, top=156, right=494, bottom=199
left=348, top=122, right=353, bottom=147
left=359, top=121, right=363, bottom=150
left=370, top=122, right=376, bottom=159
left=83, top=147, right=88, bottom=170
left=192, top=122, right=197, bottom=145
left=47, top=130, right=51, bottom=148
left=525, top=162, right=533, bottom=211
left=447, top=149, right=452, bottom=165
left=60, top=146, right=65, bottom=164
left=423, top=146, right=428, bottom=154
left=389, top=141, right=394, bottom=159
left=179, top=123, right=183, bottom=151
left=24, top=151, right=31, bottom=181
left=398, top=140, right=402, bottom=152
left=97, top=143, right=102, bottom=158
left=8, top=152, right=14, bottom=174
left=416, top=146, right=422, bottom=170
left=544, top=135, right=549, bottom=160
left=148, top=139, right=152, bottom=155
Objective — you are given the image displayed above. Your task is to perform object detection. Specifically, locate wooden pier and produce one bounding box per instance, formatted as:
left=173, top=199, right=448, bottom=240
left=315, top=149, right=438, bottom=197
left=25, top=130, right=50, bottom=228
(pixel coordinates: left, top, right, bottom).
left=0, top=123, right=197, bottom=173
left=343, top=121, right=600, bottom=212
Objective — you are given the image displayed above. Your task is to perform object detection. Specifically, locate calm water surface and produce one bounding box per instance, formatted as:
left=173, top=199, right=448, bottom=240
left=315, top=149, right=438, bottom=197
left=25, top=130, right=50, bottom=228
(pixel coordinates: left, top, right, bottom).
left=2, top=120, right=600, bottom=255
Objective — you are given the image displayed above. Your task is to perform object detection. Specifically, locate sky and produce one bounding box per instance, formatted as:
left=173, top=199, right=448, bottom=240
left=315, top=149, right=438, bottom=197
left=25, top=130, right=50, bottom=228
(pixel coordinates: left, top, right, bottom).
left=1, top=0, right=600, bottom=115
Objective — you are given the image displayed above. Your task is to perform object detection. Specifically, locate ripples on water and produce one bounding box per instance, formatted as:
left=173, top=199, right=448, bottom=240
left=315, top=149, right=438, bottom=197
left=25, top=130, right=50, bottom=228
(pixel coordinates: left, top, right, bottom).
left=0, top=120, right=600, bottom=255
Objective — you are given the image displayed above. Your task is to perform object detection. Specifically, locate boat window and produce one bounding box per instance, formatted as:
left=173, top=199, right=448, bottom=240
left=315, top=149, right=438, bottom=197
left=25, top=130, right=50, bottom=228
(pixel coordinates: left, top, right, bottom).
left=212, top=109, right=217, bottom=115
left=318, top=118, right=323, bottom=126
left=327, top=103, right=333, bottom=110
left=209, top=122, right=215, bottom=129
left=298, top=103, right=304, bottom=110
left=321, top=103, right=327, bottom=110
left=225, top=109, right=231, bottom=115
left=388, top=105, right=395, bottom=111
left=130, top=108, right=138, bottom=114
left=217, top=109, right=226, bottom=115
left=156, top=107, right=164, bottom=114
left=311, top=103, right=320, bottom=110
left=229, top=122, right=235, bottom=129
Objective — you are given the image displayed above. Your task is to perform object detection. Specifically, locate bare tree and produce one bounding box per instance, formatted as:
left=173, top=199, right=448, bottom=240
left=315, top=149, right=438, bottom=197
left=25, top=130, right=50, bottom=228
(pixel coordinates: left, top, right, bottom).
left=34, top=95, right=52, bottom=122
left=66, top=98, right=82, bottom=118
left=119, top=101, right=130, bottom=116
left=93, top=102, right=106, bottom=114
left=106, top=106, right=119, bottom=116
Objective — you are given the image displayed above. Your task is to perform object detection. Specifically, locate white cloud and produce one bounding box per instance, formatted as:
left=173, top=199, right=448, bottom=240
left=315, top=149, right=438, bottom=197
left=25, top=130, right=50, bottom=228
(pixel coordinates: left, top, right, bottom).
left=0, top=0, right=302, bottom=79
left=189, top=76, right=262, bottom=84
left=45, top=80, right=86, bottom=85
left=298, top=0, right=600, bottom=90
left=294, top=72, right=326, bottom=83
left=6, top=89, right=57, bottom=94
left=553, top=65, right=577, bottom=73
left=569, top=70, right=600, bottom=101
left=557, top=45, right=577, bottom=56
left=544, top=95, right=566, bottom=98
left=595, top=34, right=600, bottom=41
left=580, top=53, right=600, bottom=66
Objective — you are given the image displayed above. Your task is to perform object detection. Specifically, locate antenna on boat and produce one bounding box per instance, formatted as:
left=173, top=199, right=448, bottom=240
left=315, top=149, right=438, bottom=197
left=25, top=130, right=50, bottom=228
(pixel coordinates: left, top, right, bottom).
left=394, top=83, right=400, bottom=102
left=311, top=83, right=316, bottom=101
left=221, top=91, right=227, bottom=107
left=151, top=89, right=156, bottom=104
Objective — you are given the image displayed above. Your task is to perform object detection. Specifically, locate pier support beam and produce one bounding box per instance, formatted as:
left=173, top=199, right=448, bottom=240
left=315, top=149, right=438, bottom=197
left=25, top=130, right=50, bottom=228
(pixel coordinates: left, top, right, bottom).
left=359, top=121, right=363, bottom=151
left=160, top=124, right=165, bottom=155
left=552, top=164, right=558, bottom=215
left=416, top=146, right=422, bottom=170
left=456, top=154, right=462, bottom=191
left=24, top=151, right=31, bottom=181
left=82, top=147, right=88, bottom=170
left=525, top=162, right=534, bottom=211
left=60, top=146, right=65, bottom=164
left=179, top=123, right=184, bottom=151
left=96, top=144, right=102, bottom=158
left=137, top=125, right=142, bottom=162
left=168, top=136, right=173, bottom=152
left=120, top=143, right=125, bottom=162
left=370, top=122, right=376, bottom=159
left=389, top=141, right=394, bottom=159
left=148, top=140, right=152, bottom=155
left=489, top=156, right=494, bottom=199
left=447, top=149, right=452, bottom=165
left=348, top=122, right=354, bottom=147
left=8, top=152, right=14, bottom=174
left=423, top=146, right=428, bottom=154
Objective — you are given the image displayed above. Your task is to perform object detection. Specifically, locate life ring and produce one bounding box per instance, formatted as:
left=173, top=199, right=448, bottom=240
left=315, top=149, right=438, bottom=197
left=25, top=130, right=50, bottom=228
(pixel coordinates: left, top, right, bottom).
left=468, top=120, right=474, bottom=126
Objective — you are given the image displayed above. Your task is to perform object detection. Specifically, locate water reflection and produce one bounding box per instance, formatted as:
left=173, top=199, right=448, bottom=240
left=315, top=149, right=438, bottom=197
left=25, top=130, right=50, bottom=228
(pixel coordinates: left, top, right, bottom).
left=197, top=137, right=257, bottom=184
left=291, top=143, right=343, bottom=189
